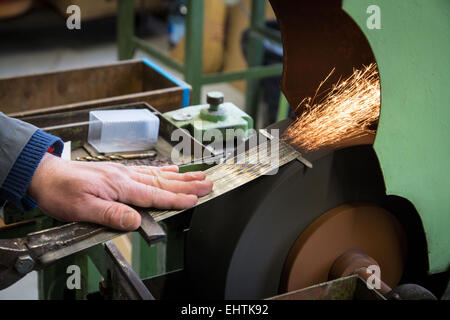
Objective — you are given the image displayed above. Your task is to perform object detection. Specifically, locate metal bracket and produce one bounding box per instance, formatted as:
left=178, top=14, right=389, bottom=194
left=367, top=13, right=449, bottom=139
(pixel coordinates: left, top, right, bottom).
left=104, top=241, right=154, bottom=300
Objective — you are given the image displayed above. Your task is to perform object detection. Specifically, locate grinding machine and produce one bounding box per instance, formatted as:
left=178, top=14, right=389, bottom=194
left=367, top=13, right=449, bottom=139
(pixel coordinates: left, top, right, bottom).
left=0, top=0, right=449, bottom=300
left=159, top=0, right=450, bottom=300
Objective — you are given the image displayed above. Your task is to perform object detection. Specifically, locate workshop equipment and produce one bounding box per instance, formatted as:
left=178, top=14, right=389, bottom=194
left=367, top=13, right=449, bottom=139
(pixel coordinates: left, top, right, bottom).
left=172, top=0, right=450, bottom=300
left=0, top=212, right=164, bottom=290
left=0, top=102, right=207, bottom=298
left=147, top=133, right=306, bottom=223
left=2, top=0, right=448, bottom=300
left=163, top=91, right=253, bottom=145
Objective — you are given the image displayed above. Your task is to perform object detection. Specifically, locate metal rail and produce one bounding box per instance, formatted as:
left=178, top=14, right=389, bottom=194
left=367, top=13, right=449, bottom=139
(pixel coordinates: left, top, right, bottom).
left=117, top=0, right=287, bottom=122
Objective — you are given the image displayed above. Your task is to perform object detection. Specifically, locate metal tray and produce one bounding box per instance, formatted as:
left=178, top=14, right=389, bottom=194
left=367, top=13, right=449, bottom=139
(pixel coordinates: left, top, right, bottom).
left=1, top=59, right=190, bottom=118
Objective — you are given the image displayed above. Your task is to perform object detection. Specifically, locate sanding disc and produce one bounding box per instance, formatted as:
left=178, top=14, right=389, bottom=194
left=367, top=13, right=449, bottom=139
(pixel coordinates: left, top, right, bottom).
left=281, top=203, right=407, bottom=292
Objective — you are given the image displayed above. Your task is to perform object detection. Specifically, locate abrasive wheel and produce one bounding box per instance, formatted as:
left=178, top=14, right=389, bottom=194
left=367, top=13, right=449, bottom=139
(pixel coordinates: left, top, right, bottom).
left=185, top=145, right=407, bottom=299
left=281, top=203, right=406, bottom=292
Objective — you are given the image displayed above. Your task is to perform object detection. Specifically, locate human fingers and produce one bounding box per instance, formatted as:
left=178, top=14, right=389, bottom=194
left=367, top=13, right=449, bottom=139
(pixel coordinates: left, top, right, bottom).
left=74, top=195, right=142, bottom=231
left=120, top=181, right=199, bottom=209
left=130, top=166, right=207, bottom=182
left=158, top=165, right=179, bottom=172
left=131, top=173, right=213, bottom=197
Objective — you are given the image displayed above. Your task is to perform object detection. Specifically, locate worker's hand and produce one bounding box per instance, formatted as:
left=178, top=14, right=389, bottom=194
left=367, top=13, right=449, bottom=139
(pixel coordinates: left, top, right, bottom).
left=28, top=153, right=213, bottom=231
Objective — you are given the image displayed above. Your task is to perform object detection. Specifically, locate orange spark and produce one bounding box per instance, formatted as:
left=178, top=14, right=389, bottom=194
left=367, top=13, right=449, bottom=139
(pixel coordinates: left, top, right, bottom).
left=283, top=63, right=380, bottom=151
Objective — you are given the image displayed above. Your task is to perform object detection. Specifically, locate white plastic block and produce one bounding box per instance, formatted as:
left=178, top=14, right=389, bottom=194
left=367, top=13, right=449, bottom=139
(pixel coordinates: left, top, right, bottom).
left=88, top=109, right=159, bottom=153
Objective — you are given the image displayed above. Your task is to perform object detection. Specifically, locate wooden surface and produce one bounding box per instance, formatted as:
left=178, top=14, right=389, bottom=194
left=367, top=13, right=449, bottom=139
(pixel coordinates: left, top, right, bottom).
left=1, top=60, right=185, bottom=116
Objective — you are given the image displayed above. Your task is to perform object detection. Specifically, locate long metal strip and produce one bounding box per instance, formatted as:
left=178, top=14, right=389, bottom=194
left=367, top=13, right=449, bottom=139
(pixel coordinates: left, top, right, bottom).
left=149, top=140, right=302, bottom=222
left=35, top=212, right=165, bottom=266
left=33, top=140, right=301, bottom=266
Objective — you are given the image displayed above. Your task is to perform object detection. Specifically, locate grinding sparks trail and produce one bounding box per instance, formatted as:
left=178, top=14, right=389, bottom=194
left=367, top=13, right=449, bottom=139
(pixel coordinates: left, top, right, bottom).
left=283, top=63, right=380, bottom=151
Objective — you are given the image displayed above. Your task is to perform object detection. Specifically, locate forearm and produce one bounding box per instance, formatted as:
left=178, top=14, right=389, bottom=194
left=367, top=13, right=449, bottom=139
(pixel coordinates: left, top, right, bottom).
left=0, top=112, right=63, bottom=210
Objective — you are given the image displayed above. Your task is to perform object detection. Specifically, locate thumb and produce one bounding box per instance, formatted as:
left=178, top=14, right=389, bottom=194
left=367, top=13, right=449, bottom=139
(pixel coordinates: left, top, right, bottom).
left=77, top=196, right=142, bottom=231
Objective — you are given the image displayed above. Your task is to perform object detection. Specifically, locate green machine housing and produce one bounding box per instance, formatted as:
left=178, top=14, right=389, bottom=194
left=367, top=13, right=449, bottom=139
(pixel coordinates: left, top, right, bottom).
left=271, top=0, right=450, bottom=275
left=163, top=91, right=254, bottom=147
left=346, top=0, right=450, bottom=275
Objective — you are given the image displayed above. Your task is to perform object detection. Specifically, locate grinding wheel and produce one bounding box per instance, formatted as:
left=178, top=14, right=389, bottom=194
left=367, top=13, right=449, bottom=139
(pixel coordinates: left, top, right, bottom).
left=185, top=144, right=407, bottom=299
left=281, top=203, right=406, bottom=292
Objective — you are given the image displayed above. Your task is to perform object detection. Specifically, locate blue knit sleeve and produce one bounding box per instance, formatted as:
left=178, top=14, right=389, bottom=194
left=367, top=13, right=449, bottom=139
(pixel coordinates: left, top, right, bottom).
left=0, top=129, right=63, bottom=211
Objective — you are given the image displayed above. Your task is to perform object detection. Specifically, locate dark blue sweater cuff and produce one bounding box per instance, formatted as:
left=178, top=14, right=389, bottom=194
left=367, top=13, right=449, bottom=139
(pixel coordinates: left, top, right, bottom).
left=0, top=129, right=63, bottom=211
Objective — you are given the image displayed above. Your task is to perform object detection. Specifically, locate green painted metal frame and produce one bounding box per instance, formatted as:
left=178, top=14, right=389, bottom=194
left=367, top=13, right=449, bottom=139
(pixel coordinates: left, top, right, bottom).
left=276, top=93, right=290, bottom=122
left=117, top=0, right=285, bottom=121
left=343, top=0, right=450, bottom=274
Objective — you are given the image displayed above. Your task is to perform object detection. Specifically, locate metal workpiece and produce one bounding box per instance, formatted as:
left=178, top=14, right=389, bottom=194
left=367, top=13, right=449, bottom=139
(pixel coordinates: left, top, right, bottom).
left=135, top=208, right=166, bottom=246
left=104, top=241, right=154, bottom=300
left=0, top=211, right=166, bottom=290
left=33, top=223, right=124, bottom=266
left=148, top=138, right=303, bottom=223
left=75, top=152, right=157, bottom=162
left=0, top=223, right=118, bottom=289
